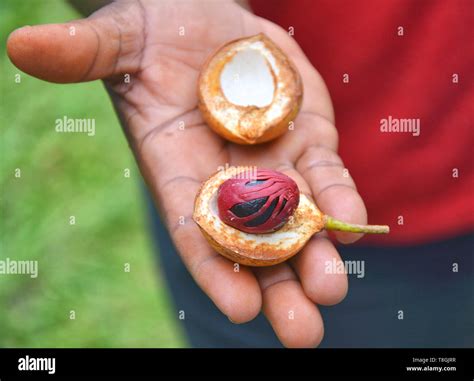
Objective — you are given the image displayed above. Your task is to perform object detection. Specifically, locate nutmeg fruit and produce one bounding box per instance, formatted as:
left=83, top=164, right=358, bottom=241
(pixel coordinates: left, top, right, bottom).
left=198, top=34, right=303, bottom=145
left=193, top=167, right=389, bottom=267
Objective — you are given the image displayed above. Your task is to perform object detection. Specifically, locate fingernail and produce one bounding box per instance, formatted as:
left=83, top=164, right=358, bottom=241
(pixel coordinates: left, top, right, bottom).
left=228, top=316, right=240, bottom=324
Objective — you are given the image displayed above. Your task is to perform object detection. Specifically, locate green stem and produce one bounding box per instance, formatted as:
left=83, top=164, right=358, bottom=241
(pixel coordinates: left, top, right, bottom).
left=324, top=215, right=390, bottom=234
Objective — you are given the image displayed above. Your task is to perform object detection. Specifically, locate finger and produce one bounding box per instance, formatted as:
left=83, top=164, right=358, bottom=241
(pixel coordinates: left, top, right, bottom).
left=296, top=144, right=368, bottom=244
left=6, top=1, right=143, bottom=83
left=252, top=164, right=348, bottom=305
left=258, top=19, right=367, bottom=245
left=291, top=235, right=348, bottom=306
left=254, top=264, right=324, bottom=348
left=155, top=172, right=262, bottom=324
left=139, top=115, right=262, bottom=323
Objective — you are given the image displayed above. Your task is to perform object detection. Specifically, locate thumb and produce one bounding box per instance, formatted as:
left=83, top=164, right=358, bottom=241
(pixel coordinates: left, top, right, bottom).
left=6, top=1, right=144, bottom=83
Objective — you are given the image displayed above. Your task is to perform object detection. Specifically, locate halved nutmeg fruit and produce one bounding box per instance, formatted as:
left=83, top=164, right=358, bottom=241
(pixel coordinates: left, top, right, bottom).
left=198, top=34, right=303, bottom=145
left=193, top=167, right=389, bottom=267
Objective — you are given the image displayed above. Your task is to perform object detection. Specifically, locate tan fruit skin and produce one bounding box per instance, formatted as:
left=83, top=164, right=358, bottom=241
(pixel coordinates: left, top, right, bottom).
left=198, top=94, right=302, bottom=145
left=195, top=212, right=322, bottom=266
left=196, top=225, right=293, bottom=266
left=198, top=33, right=303, bottom=145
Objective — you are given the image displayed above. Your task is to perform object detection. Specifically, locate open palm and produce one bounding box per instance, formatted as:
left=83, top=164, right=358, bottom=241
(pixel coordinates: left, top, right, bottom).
left=8, top=0, right=369, bottom=347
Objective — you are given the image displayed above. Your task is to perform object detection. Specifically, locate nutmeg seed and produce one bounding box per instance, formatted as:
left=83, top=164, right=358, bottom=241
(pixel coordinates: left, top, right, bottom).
left=217, top=169, right=300, bottom=234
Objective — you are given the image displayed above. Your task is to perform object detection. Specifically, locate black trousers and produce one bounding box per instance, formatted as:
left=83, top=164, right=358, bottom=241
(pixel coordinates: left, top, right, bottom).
left=148, top=199, right=473, bottom=348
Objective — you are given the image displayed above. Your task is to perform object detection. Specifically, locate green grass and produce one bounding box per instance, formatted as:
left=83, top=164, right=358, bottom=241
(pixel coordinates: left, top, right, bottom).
left=0, top=0, right=186, bottom=347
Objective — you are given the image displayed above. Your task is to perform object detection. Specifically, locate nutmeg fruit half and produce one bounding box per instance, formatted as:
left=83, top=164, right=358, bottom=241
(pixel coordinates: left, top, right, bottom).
left=198, top=34, right=303, bottom=145
left=193, top=167, right=389, bottom=267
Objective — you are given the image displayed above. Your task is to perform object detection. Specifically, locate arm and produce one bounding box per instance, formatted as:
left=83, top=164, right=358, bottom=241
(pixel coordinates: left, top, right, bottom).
left=7, top=0, right=367, bottom=347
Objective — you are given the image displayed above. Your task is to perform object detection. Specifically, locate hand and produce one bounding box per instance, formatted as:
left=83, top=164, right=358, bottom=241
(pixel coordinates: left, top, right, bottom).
left=7, top=0, right=369, bottom=347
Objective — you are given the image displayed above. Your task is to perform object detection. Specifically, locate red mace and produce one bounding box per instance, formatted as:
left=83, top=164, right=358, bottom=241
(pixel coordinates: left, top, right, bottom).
left=217, top=169, right=300, bottom=234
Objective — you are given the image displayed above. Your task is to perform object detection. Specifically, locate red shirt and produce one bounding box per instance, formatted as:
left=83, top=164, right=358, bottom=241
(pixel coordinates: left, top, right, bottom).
left=251, top=0, right=473, bottom=245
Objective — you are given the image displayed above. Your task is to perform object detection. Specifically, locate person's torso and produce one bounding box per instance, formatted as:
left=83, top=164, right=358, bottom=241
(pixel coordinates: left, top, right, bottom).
left=251, top=0, right=474, bottom=244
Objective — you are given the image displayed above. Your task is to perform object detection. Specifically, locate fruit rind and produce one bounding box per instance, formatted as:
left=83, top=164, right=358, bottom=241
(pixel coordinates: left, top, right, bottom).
left=198, top=34, right=303, bottom=145
left=193, top=167, right=324, bottom=266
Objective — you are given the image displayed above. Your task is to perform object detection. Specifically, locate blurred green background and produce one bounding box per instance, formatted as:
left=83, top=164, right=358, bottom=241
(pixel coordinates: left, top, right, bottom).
left=0, top=0, right=186, bottom=347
